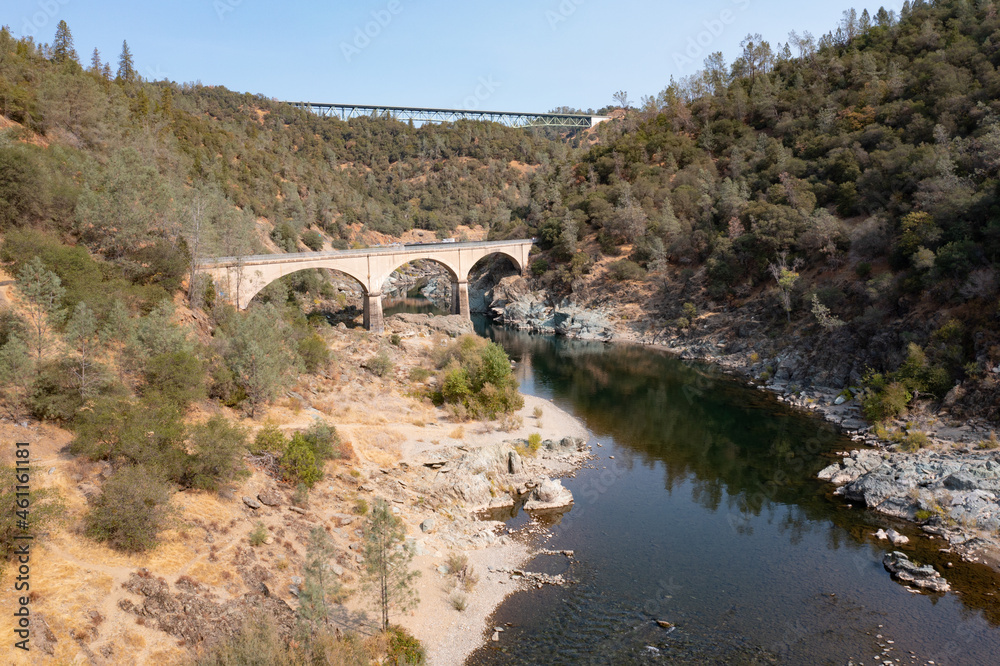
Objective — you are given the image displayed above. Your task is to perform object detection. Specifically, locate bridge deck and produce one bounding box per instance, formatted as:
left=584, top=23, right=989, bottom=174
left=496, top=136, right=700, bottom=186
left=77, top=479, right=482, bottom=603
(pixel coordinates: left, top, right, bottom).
left=289, top=102, right=609, bottom=129
left=197, top=239, right=533, bottom=268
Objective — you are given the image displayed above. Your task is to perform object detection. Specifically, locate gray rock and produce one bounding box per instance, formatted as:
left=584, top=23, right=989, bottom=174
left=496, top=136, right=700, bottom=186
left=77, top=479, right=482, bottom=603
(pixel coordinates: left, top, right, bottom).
left=886, top=528, right=909, bottom=545
left=883, top=551, right=950, bottom=593
left=817, top=463, right=841, bottom=481
left=420, top=518, right=435, bottom=533
left=257, top=492, right=280, bottom=507
left=943, top=471, right=981, bottom=491
left=508, top=450, right=523, bottom=475
left=524, top=478, right=573, bottom=511
left=242, top=496, right=262, bottom=510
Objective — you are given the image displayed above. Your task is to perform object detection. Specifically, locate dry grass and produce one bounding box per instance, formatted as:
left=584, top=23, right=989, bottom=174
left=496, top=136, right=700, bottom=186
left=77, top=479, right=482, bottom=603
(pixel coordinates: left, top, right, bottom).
left=349, top=428, right=405, bottom=466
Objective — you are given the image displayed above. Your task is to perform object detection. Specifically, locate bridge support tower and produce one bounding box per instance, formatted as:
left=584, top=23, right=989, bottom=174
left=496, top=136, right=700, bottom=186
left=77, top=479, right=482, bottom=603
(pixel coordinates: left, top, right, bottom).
left=451, top=279, right=470, bottom=319
left=363, top=291, right=385, bottom=335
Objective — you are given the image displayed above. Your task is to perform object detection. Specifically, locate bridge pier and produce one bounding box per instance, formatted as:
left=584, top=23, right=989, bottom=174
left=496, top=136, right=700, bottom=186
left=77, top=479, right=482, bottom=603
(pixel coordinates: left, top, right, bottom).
left=363, top=291, right=384, bottom=334
left=451, top=279, right=470, bottom=319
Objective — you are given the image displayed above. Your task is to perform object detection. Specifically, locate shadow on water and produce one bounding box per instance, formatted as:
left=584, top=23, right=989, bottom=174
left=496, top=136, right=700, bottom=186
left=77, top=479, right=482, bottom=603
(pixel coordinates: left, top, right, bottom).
left=383, top=281, right=449, bottom=317
left=467, top=324, right=1000, bottom=666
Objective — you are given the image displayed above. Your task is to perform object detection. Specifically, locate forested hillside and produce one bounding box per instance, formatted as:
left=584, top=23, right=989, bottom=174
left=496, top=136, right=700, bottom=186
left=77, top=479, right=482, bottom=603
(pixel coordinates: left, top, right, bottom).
left=508, top=0, right=1000, bottom=422
left=2, top=0, right=1000, bottom=426
left=0, top=23, right=567, bottom=261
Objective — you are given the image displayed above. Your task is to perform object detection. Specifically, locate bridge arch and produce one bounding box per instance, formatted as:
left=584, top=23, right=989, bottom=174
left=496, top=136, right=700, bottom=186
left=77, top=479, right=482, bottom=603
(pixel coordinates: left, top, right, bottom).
left=238, top=262, right=371, bottom=307
left=245, top=266, right=371, bottom=307
left=198, top=239, right=534, bottom=334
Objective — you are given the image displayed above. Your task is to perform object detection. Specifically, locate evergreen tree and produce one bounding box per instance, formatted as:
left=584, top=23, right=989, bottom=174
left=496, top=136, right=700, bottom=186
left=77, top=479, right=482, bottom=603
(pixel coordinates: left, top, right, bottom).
left=64, top=302, right=102, bottom=397
left=117, top=40, right=136, bottom=83
left=0, top=336, right=31, bottom=418
left=223, top=304, right=298, bottom=417
left=16, top=257, right=65, bottom=366
left=298, top=527, right=345, bottom=637
left=89, top=47, right=102, bottom=73
left=361, top=498, right=419, bottom=632
left=52, top=20, right=77, bottom=64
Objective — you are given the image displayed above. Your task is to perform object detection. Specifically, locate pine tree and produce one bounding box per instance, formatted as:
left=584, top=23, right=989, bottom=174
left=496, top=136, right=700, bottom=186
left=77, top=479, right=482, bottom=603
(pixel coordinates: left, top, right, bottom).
left=64, top=302, right=101, bottom=397
left=117, top=40, right=136, bottom=83
left=16, top=257, right=65, bottom=366
left=52, top=20, right=77, bottom=64
left=361, top=498, right=419, bottom=631
left=89, top=47, right=102, bottom=73
left=298, top=527, right=345, bottom=637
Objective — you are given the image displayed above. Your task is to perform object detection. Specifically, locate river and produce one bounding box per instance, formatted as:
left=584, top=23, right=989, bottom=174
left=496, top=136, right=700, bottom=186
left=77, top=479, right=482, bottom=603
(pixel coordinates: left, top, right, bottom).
left=460, top=323, right=1000, bottom=665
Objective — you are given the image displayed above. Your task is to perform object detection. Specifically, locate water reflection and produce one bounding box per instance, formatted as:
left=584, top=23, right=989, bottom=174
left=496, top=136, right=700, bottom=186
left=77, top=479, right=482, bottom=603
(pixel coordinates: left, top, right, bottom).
left=469, top=325, right=1000, bottom=665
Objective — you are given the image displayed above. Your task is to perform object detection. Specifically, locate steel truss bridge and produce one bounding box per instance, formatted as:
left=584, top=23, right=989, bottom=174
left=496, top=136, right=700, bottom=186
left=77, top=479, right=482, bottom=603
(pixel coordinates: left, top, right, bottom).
left=288, top=102, right=609, bottom=129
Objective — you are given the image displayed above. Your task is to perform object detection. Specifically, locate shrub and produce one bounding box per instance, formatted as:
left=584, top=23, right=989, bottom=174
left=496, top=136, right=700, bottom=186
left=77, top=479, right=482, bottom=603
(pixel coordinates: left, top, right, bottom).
left=449, top=592, right=468, bottom=611
left=606, top=259, right=647, bottom=282
left=855, top=261, right=872, bottom=279
left=365, top=350, right=394, bottom=377
left=444, top=552, right=468, bottom=575
left=292, top=483, right=310, bottom=507
left=280, top=433, right=323, bottom=486
left=861, top=379, right=912, bottom=423
left=527, top=432, right=542, bottom=453
left=183, top=415, right=248, bottom=491
left=353, top=498, right=369, bottom=515
left=390, top=333, right=402, bottom=346
left=386, top=625, right=425, bottom=665
left=142, top=349, right=205, bottom=408
left=297, top=333, right=330, bottom=373
left=0, top=465, right=63, bottom=559
left=432, top=336, right=523, bottom=420
left=249, top=522, right=268, bottom=547
left=252, top=422, right=287, bottom=454
left=70, top=396, right=188, bottom=481
left=85, top=465, right=173, bottom=552
left=899, top=430, right=931, bottom=452
left=29, top=358, right=88, bottom=422
left=530, top=258, right=550, bottom=276
left=196, top=612, right=302, bottom=666
left=300, top=419, right=344, bottom=461
left=682, top=302, right=697, bottom=320
left=408, top=367, right=432, bottom=382
left=977, top=432, right=1000, bottom=450
left=301, top=229, right=324, bottom=251
left=270, top=222, right=298, bottom=252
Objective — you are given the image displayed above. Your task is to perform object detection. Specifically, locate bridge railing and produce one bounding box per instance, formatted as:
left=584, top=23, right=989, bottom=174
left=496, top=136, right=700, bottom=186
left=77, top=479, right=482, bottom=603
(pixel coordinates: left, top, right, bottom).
left=197, top=238, right=534, bottom=268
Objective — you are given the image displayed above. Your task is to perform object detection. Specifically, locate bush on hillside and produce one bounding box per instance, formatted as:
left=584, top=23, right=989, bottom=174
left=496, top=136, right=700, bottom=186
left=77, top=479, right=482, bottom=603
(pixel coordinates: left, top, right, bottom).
left=432, top=335, right=523, bottom=420
left=85, top=465, right=173, bottom=552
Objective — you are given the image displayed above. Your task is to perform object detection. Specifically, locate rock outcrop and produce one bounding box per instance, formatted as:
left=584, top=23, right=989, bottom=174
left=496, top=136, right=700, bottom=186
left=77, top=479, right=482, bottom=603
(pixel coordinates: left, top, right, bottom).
left=820, top=449, right=1000, bottom=534
left=882, top=551, right=951, bottom=593
left=419, top=438, right=587, bottom=514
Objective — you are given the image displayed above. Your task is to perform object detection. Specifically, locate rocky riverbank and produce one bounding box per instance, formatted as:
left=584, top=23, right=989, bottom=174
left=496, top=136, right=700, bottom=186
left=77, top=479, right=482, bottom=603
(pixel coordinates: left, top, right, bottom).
left=483, top=278, right=1000, bottom=579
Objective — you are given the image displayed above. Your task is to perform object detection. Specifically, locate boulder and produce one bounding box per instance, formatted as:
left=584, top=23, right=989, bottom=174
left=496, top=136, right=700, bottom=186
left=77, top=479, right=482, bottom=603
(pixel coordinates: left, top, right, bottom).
left=882, top=551, right=950, bottom=593
left=524, top=478, right=573, bottom=511
left=242, top=496, right=262, bottom=510
left=508, top=450, right=523, bottom=475
left=257, top=492, right=280, bottom=507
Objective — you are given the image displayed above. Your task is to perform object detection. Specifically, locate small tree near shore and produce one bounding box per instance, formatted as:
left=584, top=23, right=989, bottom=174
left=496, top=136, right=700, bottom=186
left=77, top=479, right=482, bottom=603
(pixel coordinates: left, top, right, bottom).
left=768, top=251, right=801, bottom=323
left=361, top=498, right=419, bottom=632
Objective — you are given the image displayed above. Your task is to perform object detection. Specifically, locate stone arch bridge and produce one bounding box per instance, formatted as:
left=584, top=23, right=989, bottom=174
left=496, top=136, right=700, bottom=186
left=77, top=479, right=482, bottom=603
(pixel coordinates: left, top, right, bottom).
left=197, top=239, right=534, bottom=334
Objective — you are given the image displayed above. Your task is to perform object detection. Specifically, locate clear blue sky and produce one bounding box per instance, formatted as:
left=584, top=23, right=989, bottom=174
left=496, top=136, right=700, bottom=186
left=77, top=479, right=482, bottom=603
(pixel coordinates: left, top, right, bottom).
left=7, top=0, right=903, bottom=112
